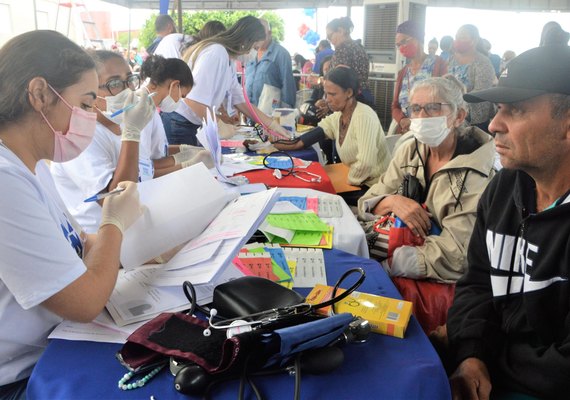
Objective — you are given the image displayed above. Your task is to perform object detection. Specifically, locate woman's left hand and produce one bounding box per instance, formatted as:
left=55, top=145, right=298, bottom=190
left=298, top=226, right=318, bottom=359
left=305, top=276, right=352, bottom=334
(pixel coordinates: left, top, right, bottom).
left=381, top=195, right=432, bottom=237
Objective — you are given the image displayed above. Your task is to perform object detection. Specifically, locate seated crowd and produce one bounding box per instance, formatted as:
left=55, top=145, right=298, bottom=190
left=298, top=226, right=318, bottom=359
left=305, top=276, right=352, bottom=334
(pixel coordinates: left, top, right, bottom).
left=0, top=15, right=569, bottom=400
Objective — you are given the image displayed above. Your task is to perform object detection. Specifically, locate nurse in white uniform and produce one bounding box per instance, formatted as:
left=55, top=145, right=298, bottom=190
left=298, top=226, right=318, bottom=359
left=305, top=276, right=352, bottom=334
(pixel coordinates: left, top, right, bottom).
left=0, top=31, right=148, bottom=398
left=51, top=50, right=155, bottom=233
left=139, top=54, right=214, bottom=178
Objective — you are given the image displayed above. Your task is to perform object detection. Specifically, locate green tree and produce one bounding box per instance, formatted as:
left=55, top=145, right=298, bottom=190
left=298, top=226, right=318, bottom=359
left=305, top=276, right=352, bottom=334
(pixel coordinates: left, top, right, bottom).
left=138, top=10, right=284, bottom=49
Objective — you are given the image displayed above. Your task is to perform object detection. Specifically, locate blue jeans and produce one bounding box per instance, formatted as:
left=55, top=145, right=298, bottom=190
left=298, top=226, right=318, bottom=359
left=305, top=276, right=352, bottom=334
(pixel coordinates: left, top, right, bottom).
left=0, top=379, right=27, bottom=400
left=160, top=111, right=201, bottom=145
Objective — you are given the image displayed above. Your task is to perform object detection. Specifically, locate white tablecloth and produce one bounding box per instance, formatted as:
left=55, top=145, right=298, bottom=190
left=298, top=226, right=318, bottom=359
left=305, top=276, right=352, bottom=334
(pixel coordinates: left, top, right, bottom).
left=276, top=187, right=369, bottom=258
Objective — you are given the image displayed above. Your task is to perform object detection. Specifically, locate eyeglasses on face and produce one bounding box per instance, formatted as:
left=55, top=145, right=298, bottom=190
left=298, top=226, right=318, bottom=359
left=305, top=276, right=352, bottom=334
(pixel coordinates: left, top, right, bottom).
left=406, top=102, right=451, bottom=117
left=99, top=74, right=141, bottom=96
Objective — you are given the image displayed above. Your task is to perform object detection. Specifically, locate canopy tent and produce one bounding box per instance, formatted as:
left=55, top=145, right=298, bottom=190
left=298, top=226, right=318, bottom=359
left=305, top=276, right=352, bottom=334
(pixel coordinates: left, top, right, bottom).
left=102, top=0, right=570, bottom=11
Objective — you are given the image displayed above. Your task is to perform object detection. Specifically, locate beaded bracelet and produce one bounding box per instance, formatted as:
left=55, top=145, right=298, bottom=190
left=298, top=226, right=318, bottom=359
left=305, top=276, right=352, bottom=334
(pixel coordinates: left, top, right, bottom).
left=118, top=364, right=165, bottom=390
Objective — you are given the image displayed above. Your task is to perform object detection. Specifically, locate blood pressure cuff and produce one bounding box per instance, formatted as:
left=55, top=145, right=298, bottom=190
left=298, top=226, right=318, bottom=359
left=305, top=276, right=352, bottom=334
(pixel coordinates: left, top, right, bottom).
left=299, top=127, right=325, bottom=147
left=213, top=276, right=305, bottom=318
left=117, top=312, right=353, bottom=377
left=117, top=312, right=264, bottom=375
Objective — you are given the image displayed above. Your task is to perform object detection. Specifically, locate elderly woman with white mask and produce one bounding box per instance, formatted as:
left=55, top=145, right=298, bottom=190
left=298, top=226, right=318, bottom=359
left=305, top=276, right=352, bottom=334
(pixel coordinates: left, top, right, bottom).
left=358, top=75, right=496, bottom=333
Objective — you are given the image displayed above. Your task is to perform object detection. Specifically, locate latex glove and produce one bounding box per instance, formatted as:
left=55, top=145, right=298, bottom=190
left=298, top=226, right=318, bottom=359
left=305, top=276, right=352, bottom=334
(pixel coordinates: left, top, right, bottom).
left=99, top=181, right=143, bottom=234
left=173, top=145, right=204, bottom=165
left=217, top=119, right=237, bottom=139
left=121, top=90, right=155, bottom=142
left=268, top=119, right=292, bottom=140
left=181, top=149, right=214, bottom=169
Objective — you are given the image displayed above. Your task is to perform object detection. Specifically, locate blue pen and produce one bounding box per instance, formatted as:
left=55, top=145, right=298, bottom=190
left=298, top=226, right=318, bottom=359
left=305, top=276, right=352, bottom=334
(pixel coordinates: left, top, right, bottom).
left=84, top=187, right=126, bottom=203
left=109, top=92, right=157, bottom=118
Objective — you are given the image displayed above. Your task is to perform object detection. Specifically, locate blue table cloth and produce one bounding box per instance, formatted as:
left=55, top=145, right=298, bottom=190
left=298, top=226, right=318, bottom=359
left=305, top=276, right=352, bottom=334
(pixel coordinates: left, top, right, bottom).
left=27, top=249, right=451, bottom=400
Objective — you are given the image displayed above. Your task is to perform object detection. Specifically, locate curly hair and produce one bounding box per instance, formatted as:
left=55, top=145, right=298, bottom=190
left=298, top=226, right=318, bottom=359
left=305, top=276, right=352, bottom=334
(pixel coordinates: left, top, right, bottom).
left=140, top=54, right=194, bottom=88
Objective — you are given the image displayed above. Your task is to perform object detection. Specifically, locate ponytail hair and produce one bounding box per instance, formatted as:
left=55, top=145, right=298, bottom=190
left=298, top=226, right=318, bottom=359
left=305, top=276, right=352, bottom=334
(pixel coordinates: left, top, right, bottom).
left=140, top=54, right=193, bottom=87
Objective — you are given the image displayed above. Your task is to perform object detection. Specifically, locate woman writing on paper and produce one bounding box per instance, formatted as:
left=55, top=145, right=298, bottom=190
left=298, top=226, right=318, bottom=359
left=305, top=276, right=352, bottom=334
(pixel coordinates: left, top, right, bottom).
left=50, top=50, right=156, bottom=234
left=273, top=67, right=390, bottom=206
left=358, top=76, right=496, bottom=332
left=0, top=31, right=144, bottom=398
left=161, top=15, right=291, bottom=145
left=51, top=51, right=212, bottom=234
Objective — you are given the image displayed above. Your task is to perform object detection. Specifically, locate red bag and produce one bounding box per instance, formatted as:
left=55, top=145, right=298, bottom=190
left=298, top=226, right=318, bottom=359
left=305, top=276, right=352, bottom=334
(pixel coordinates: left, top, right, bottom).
left=368, top=214, right=424, bottom=261
left=391, top=277, right=455, bottom=334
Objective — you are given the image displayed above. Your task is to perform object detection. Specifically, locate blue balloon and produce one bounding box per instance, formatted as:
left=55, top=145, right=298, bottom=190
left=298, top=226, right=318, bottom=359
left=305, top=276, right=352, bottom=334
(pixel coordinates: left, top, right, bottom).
left=304, top=8, right=316, bottom=18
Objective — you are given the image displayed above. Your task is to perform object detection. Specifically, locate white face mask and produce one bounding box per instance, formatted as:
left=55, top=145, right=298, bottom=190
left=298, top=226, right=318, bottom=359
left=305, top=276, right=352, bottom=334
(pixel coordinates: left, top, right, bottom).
left=237, top=49, right=257, bottom=65
left=410, top=115, right=451, bottom=147
left=100, top=88, right=130, bottom=124
left=159, top=84, right=182, bottom=113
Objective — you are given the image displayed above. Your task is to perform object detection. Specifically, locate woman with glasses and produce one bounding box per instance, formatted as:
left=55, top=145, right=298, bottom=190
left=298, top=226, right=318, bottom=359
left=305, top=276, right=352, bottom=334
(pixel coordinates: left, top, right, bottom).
left=161, top=16, right=290, bottom=145
left=272, top=67, right=390, bottom=206
left=0, top=31, right=144, bottom=399
left=391, top=20, right=447, bottom=135
left=51, top=50, right=155, bottom=234
left=358, top=75, right=496, bottom=333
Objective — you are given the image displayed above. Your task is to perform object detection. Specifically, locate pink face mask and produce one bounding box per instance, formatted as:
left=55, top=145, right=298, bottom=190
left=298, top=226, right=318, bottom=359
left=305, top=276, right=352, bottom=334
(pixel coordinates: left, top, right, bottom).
left=399, top=42, right=418, bottom=59
left=40, top=84, right=97, bottom=163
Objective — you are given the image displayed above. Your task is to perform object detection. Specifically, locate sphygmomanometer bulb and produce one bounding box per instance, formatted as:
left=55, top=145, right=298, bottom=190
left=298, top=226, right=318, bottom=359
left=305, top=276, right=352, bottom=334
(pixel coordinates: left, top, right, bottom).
left=174, top=364, right=211, bottom=395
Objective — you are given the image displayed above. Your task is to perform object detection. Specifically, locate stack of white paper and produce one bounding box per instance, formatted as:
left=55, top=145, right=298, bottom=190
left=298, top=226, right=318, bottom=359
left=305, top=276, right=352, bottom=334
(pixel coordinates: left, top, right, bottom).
left=120, top=163, right=235, bottom=269
left=106, top=186, right=281, bottom=326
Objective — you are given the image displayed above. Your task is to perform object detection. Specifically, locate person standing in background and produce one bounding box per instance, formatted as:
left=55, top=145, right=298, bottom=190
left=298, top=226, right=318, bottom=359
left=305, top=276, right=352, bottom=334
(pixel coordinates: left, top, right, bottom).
left=392, top=21, right=447, bottom=135
left=163, top=16, right=290, bottom=145
left=479, top=38, right=501, bottom=78
left=294, top=54, right=314, bottom=89
left=439, top=35, right=454, bottom=62
left=428, top=37, right=439, bottom=56
left=147, top=15, right=177, bottom=55
left=312, top=40, right=334, bottom=75
left=326, top=17, right=374, bottom=107
left=244, top=19, right=297, bottom=113
left=447, top=24, right=496, bottom=133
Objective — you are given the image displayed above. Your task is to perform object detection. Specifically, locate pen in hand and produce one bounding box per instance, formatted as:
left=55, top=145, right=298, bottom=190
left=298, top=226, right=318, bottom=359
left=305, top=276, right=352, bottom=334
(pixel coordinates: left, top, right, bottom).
left=84, top=187, right=126, bottom=203
left=110, top=92, right=157, bottom=118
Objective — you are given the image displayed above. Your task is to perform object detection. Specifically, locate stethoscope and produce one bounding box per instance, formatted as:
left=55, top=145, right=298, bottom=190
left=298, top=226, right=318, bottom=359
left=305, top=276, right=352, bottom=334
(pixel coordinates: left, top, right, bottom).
left=262, top=151, right=322, bottom=183
left=182, top=268, right=366, bottom=338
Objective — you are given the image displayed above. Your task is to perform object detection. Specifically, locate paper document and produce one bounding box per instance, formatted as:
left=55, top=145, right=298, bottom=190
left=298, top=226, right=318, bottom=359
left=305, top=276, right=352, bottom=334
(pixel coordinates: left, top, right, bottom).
left=49, top=311, right=145, bottom=344
left=106, top=264, right=244, bottom=326
left=197, top=110, right=232, bottom=183
left=120, top=163, right=235, bottom=269
left=282, top=247, right=327, bottom=288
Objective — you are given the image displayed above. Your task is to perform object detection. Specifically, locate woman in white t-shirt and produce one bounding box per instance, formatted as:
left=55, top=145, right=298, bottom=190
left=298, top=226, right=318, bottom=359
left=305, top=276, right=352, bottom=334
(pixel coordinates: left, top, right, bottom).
left=50, top=51, right=153, bottom=233
left=139, top=54, right=213, bottom=178
left=0, top=31, right=148, bottom=398
left=162, top=15, right=290, bottom=145
left=52, top=51, right=212, bottom=233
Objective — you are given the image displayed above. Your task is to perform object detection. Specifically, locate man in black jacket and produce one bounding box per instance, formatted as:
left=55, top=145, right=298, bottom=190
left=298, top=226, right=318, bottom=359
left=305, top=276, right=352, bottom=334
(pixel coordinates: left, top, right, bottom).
left=446, top=45, right=570, bottom=399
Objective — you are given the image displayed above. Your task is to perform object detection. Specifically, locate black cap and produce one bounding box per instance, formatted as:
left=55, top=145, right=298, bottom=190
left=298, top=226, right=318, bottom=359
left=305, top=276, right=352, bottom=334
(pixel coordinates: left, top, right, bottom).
left=464, top=45, right=570, bottom=104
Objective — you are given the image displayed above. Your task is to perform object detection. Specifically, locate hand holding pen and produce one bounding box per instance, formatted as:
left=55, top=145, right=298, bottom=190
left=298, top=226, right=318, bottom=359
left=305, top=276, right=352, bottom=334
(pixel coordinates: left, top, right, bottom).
left=84, top=186, right=126, bottom=203
left=98, top=182, right=143, bottom=234
left=110, top=92, right=157, bottom=118
left=121, top=90, right=157, bottom=142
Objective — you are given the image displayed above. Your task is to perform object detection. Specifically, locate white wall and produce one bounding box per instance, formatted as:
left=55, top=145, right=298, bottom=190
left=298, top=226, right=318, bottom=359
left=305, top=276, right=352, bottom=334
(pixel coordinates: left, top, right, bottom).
left=0, top=0, right=83, bottom=47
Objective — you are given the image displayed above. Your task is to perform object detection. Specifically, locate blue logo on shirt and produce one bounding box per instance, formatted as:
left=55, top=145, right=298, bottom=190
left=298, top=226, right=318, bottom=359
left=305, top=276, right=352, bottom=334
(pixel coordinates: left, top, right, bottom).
left=61, top=221, right=83, bottom=258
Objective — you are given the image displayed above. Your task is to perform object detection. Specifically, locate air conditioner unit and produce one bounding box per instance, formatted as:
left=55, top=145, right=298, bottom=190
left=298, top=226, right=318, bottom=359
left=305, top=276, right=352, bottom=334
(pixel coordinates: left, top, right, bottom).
left=363, top=0, right=427, bottom=130
left=363, top=0, right=428, bottom=76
